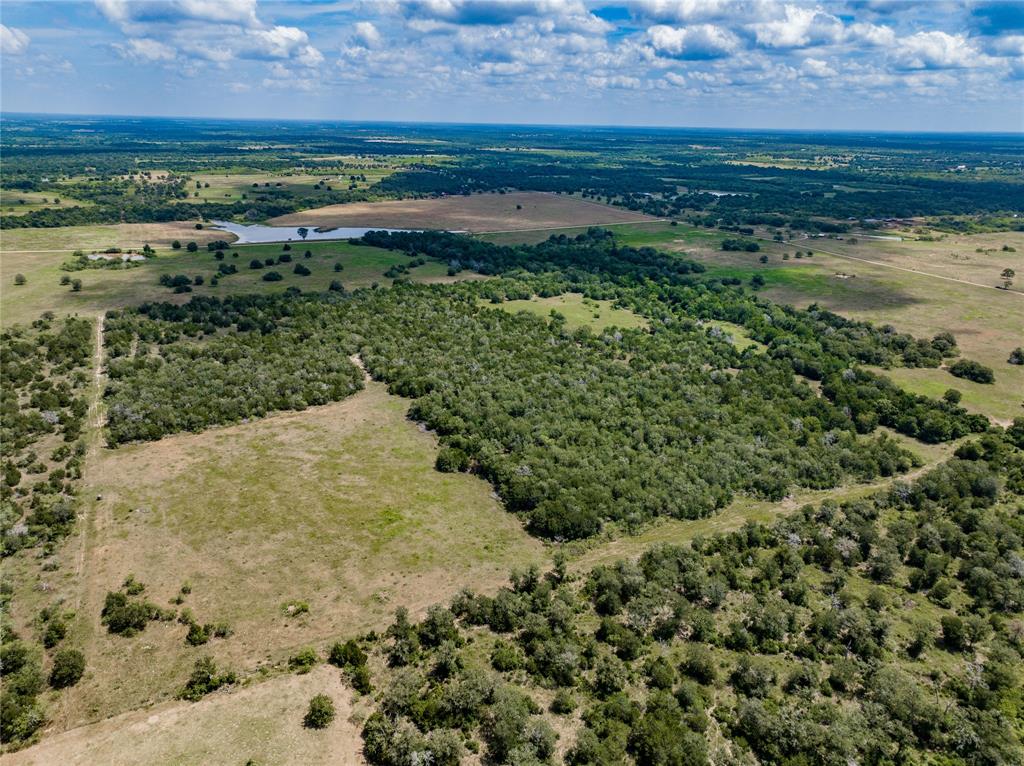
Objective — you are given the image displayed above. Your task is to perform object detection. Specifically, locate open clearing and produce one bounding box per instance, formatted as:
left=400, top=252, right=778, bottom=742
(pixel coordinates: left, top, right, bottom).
left=269, top=191, right=656, bottom=232
left=4, top=665, right=364, bottom=766
left=1, top=239, right=459, bottom=326
left=485, top=292, right=648, bottom=331
left=44, top=377, right=543, bottom=729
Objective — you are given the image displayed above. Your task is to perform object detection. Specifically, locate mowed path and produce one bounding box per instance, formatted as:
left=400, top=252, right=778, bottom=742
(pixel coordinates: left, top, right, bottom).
left=269, top=190, right=656, bottom=232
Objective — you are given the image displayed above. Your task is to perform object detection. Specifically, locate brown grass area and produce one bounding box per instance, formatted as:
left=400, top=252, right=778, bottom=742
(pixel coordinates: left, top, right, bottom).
left=49, top=379, right=543, bottom=731
left=4, top=666, right=365, bottom=766
left=269, top=191, right=655, bottom=232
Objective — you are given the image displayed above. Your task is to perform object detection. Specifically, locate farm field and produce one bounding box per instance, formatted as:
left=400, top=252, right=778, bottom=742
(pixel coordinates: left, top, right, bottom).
left=269, top=191, right=656, bottom=232
left=485, top=292, right=648, bottom=331
left=12, top=377, right=544, bottom=732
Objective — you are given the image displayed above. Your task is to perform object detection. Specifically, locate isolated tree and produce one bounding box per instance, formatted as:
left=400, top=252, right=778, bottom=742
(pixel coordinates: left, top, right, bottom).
left=298, top=227, right=309, bottom=240
left=186, top=241, right=198, bottom=253
left=1001, top=268, right=1015, bottom=289
left=71, top=279, right=82, bottom=292
left=14, top=273, right=26, bottom=286
left=49, top=649, right=85, bottom=688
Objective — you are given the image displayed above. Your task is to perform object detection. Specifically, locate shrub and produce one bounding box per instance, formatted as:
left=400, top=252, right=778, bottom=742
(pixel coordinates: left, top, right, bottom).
left=949, top=359, right=994, bottom=384
left=185, top=622, right=212, bottom=646
left=289, top=647, right=319, bottom=673
left=334, top=262, right=343, bottom=272
left=71, top=279, right=82, bottom=292
left=186, top=242, right=198, bottom=252
left=42, top=618, right=67, bottom=649
left=435, top=447, right=470, bottom=473
left=14, top=273, right=26, bottom=286
left=551, top=688, right=576, bottom=714
left=179, top=657, right=236, bottom=701
left=171, top=240, right=181, bottom=249
left=329, top=639, right=367, bottom=669
left=262, top=271, right=283, bottom=282
left=293, top=263, right=311, bottom=276
left=304, top=694, right=336, bottom=729
left=101, top=591, right=156, bottom=636
left=49, top=649, right=85, bottom=689
left=249, top=258, right=264, bottom=270
left=1008, top=347, right=1024, bottom=365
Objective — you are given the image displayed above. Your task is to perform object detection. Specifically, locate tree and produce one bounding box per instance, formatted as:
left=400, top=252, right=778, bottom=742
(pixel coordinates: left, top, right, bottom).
left=171, top=240, right=182, bottom=249
left=298, top=227, right=309, bottom=240
left=49, top=649, right=85, bottom=688
left=186, top=241, right=198, bottom=252
left=71, top=279, right=82, bottom=291
left=1000, top=268, right=1015, bottom=289
left=14, top=273, right=26, bottom=285
left=304, top=694, right=336, bottom=729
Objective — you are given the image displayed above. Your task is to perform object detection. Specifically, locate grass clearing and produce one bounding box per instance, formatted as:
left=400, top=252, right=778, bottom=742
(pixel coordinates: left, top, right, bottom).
left=270, top=191, right=655, bottom=233
left=0, top=190, right=94, bottom=215
left=484, top=292, right=648, bottom=331
left=5, top=665, right=364, bottom=766
left=52, top=378, right=543, bottom=728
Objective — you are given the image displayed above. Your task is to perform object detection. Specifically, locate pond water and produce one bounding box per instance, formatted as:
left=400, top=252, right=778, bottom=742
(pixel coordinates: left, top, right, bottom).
left=210, top=220, right=415, bottom=244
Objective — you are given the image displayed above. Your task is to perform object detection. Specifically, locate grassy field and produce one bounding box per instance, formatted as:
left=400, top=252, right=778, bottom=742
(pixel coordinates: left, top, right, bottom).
left=269, top=191, right=656, bottom=232
left=485, top=292, right=648, bottom=331
left=30, top=377, right=543, bottom=730
left=1, top=237, right=455, bottom=326
left=5, top=665, right=364, bottom=766
left=0, top=190, right=94, bottom=215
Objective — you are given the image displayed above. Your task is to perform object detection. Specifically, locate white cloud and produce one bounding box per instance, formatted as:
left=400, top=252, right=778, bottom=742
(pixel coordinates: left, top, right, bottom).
left=801, top=57, right=836, bottom=77
left=114, top=37, right=177, bottom=62
left=895, top=31, right=978, bottom=69
left=648, top=24, right=740, bottom=60
left=585, top=74, right=642, bottom=89
left=749, top=4, right=843, bottom=49
left=354, top=21, right=382, bottom=48
left=1, top=24, right=30, bottom=56
left=96, top=0, right=259, bottom=28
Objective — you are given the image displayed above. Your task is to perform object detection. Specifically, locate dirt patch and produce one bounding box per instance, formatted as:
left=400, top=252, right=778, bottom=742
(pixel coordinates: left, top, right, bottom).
left=269, top=191, right=655, bottom=233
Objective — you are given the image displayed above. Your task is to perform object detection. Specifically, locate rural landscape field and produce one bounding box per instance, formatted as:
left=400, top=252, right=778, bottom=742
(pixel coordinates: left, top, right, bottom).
left=2, top=1, right=1024, bottom=765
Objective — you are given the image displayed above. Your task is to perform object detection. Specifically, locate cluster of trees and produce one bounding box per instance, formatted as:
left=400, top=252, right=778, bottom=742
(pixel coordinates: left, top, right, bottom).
left=1, top=599, right=86, bottom=745
left=103, top=300, right=366, bottom=444
left=1, top=316, right=93, bottom=556
left=343, top=429, right=1023, bottom=765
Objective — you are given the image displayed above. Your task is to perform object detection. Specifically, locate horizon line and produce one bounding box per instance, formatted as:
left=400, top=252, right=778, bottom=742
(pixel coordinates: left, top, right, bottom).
left=2, top=110, right=1022, bottom=138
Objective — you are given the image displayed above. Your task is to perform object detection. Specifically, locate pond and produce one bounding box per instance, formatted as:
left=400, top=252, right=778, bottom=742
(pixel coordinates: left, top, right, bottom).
left=210, top=220, right=416, bottom=244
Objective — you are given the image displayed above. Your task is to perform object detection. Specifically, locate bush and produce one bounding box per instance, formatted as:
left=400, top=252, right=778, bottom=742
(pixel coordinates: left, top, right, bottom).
left=186, top=242, right=198, bottom=252
left=49, top=649, right=85, bottom=689
left=14, top=273, right=26, bottom=286
left=329, top=639, right=367, bottom=669
left=551, top=688, right=576, bottom=714
left=262, top=271, right=283, bottom=282
left=435, top=447, right=470, bottom=473
left=293, top=263, right=311, bottom=276
left=179, top=656, right=236, bottom=701
left=304, top=693, right=336, bottom=729
left=949, top=359, right=994, bottom=384
left=249, top=258, right=264, bottom=269
left=289, top=647, right=319, bottom=673
left=1008, top=347, right=1024, bottom=365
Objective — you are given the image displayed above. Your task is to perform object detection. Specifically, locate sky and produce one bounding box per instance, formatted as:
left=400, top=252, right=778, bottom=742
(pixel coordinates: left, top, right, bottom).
left=1, top=0, right=1022, bottom=132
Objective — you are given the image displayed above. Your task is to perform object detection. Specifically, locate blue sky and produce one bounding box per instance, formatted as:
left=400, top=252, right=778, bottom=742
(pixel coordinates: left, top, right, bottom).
left=1, top=1, right=1022, bottom=131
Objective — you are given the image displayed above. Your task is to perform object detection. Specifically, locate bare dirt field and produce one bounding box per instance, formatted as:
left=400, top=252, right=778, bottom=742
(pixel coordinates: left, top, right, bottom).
left=269, top=191, right=656, bottom=232
left=38, top=377, right=543, bottom=731
left=4, top=665, right=365, bottom=766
